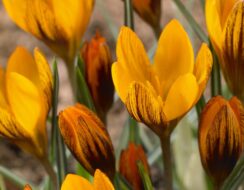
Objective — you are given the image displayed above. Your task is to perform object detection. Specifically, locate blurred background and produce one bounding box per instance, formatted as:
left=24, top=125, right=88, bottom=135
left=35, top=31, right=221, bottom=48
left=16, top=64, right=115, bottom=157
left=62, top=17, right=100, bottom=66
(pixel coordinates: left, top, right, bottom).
left=0, top=0, right=206, bottom=189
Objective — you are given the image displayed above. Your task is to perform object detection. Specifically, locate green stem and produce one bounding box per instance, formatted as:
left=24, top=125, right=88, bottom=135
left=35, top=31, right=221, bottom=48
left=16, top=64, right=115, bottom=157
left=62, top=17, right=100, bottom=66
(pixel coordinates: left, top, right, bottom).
left=41, top=158, right=57, bottom=190
left=160, top=135, right=173, bottom=190
left=124, top=0, right=134, bottom=29
left=129, top=117, right=140, bottom=144
left=210, top=46, right=222, bottom=97
left=0, top=166, right=38, bottom=190
left=200, top=0, right=205, bottom=11
left=196, top=95, right=206, bottom=119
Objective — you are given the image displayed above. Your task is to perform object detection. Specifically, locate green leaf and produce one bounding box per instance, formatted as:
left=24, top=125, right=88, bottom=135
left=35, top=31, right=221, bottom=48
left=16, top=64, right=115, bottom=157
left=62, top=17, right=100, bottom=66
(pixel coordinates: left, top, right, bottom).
left=115, top=117, right=130, bottom=159
left=51, top=59, right=67, bottom=188
left=76, top=164, right=93, bottom=182
left=137, top=161, right=153, bottom=190
left=114, top=173, right=133, bottom=190
left=172, top=0, right=209, bottom=43
left=76, top=63, right=96, bottom=112
left=0, top=166, right=37, bottom=190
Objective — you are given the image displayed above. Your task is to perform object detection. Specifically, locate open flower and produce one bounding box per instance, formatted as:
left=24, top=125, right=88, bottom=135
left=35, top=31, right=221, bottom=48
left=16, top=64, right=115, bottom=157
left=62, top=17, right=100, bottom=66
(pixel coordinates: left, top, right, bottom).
left=61, top=169, right=114, bottom=190
left=81, top=32, right=114, bottom=121
left=59, top=104, right=115, bottom=179
left=199, top=96, right=244, bottom=187
left=0, top=46, right=52, bottom=160
left=112, top=19, right=213, bottom=136
left=206, top=0, right=244, bottom=101
left=3, top=0, right=94, bottom=64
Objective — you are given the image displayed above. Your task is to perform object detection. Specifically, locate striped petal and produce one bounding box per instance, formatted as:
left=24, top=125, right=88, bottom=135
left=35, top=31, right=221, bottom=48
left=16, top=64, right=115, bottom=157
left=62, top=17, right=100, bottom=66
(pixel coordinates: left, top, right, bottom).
left=125, top=82, right=167, bottom=135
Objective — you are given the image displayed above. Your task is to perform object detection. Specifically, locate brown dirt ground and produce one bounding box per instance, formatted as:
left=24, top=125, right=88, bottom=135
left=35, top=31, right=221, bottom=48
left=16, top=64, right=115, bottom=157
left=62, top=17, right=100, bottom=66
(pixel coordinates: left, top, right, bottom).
left=0, top=0, right=204, bottom=189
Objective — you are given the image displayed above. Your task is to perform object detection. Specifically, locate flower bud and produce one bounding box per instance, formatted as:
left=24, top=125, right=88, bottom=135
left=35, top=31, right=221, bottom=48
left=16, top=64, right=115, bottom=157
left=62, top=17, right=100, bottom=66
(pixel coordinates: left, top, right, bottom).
left=81, top=32, right=114, bottom=121
left=58, top=103, right=115, bottom=179
left=23, top=185, right=32, bottom=190
left=199, top=96, right=244, bottom=187
left=222, top=2, right=244, bottom=101
left=119, top=143, right=151, bottom=190
left=133, top=0, right=161, bottom=31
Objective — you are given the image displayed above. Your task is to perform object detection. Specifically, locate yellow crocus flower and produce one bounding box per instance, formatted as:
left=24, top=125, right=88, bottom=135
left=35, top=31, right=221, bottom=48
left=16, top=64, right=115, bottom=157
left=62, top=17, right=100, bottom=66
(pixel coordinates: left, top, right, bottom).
left=3, top=0, right=94, bottom=64
left=112, top=19, right=213, bottom=136
left=0, top=46, right=52, bottom=161
left=61, top=169, right=114, bottom=190
left=206, top=0, right=244, bottom=101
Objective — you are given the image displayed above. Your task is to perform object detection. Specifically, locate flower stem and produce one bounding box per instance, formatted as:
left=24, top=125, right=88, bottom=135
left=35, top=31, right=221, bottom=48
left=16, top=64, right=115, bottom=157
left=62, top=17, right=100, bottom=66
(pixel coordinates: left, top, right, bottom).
left=41, top=158, right=57, bottom=190
left=124, top=0, right=134, bottom=30
left=160, top=135, right=173, bottom=190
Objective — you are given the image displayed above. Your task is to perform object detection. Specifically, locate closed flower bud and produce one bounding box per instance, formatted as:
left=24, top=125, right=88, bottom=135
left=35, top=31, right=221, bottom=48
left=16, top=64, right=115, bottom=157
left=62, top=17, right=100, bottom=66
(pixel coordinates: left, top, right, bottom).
left=81, top=32, right=114, bottom=122
left=58, top=104, right=115, bottom=179
left=199, top=96, right=244, bottom=187
left=23, top=185, right=32, bottom=190
left=119, top=143, right=151, bottom=190
left=133, top=0, right=161, bottom=32
left=206, top=0, right=244, bottom=101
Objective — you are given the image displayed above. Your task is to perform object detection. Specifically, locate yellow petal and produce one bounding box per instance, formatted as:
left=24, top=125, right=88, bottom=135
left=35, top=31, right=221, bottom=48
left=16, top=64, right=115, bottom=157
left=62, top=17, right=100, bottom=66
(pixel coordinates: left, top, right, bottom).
left=194, top=43, right=213, bottom=101
left=164, top=74, right=198, bottom=121
left=205, top=0, right=236, bottom=52
left=34, top=48, right=53, bottom=114
left=125, top=82, right=167, bottom=135
left=6, top=72, right=41, bottom=135
left=0, top=108, right=26, bottom=139
left=94, top=169, right=115, bottom=190
left=153, top=19, right=194, bottom=98
left=53, top=0, right=94, bottom=41
left=6, top=47, right=52, bottom=115
left=3, top=0, right=67, bottom=40
left=112, top=62, right=134, bottom=102
left=116, top=26, right=152, bottom=83
left=61, top=174, right=93, bottom=190
left=0, top=67, right=8, bottom=109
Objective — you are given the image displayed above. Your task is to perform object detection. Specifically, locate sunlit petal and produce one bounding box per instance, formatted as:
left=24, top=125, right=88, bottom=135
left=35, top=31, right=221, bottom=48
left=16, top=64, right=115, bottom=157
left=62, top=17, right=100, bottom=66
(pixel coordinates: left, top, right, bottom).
left=153, top=19, right=194, bottom=98
left=164, top=74, right=198, bottom=121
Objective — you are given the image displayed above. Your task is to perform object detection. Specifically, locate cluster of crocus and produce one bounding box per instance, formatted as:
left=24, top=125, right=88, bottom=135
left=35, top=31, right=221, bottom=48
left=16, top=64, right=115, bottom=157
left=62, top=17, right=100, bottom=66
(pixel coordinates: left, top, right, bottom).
left=206, top=0, right=244, bottom=101
left=1, top=0, right=244, bottom=189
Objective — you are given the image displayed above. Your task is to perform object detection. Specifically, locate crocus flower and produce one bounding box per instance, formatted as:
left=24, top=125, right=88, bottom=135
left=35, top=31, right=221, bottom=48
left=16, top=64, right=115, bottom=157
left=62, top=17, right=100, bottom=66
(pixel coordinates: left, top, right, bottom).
left=199, top=96, right=244, bottom=187
left=0, top=46, right=52, bottom=161
left=3, top=0, right=94, bottom=64
left=206, top=0, right=244, bottom=101
left=81, top=32, right=114, bottom=121
left=58, top=104, right=115, bottom=179
left=119, top=143, right=151, bottom=190
left=112, top=19, right=213, bottom=137
left=61, top=169, right=114, bottom=190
